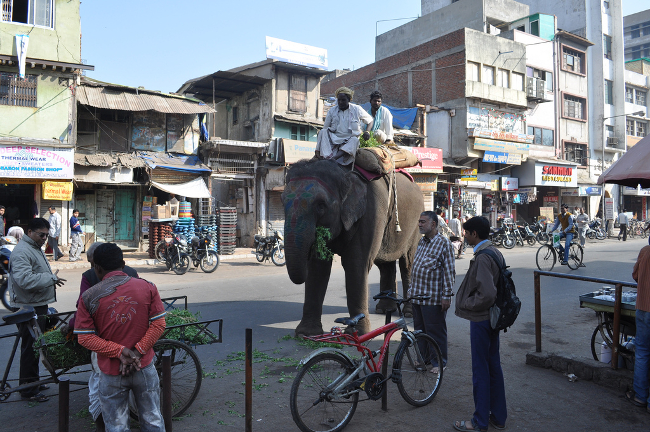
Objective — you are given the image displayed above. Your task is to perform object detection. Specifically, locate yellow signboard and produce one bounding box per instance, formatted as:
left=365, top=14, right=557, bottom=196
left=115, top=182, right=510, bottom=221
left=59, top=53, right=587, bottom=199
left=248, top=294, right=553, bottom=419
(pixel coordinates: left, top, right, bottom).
left=42, top=181, right=73, bottom=201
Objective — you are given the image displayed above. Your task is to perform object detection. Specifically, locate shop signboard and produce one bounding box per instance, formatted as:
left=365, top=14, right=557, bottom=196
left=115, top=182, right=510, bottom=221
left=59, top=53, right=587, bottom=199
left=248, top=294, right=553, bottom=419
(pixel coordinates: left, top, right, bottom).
left=501, top=176, right=518, bottom=191
left=283, top=139, right=317, bottom=164
left=482, top=151, right=521, bottom=165
left=539, top=206, right=554, bottom=221
left=460, top=168, right=478, bottom=181
left=404, top=147, right=443, bottom=173
left=584, top=187, right=602, bottom=196
left=562, top=187, right=603, bottom=197
left=560, top=188, right=580, bottom=197
left=623, top=185, right=650, bottom=196
left=605, top=198, right=614, bottom=220
left=265, top=36, right=328, bottom=69
left=412, top=173, right=438, bottom=192
left=534, top=163, right=577, bottom=187
left=469, top=128, right=534, bottom=144
left=473, top=138, right=529, bottom=155
left=0, top=145, right=74, bottom=180
left=518, top=187, right=537, bottom=195
left=42, top=181, right=73, bottom=201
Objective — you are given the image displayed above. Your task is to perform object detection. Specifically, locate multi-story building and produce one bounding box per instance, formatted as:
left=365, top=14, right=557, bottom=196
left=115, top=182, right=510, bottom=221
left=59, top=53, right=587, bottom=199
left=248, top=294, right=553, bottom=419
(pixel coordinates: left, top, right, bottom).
left=0, top=0, right=93, bottom=245
left=624, top=9, right=650, bottom=61
left=517, top=0, right=627, bottom=216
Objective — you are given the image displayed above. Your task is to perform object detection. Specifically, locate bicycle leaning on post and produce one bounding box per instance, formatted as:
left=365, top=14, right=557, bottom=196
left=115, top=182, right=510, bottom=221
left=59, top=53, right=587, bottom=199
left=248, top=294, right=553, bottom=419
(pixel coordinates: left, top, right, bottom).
left=289, top=291, right=444, bottom=432
left=535, top=232, right=584, bottom=271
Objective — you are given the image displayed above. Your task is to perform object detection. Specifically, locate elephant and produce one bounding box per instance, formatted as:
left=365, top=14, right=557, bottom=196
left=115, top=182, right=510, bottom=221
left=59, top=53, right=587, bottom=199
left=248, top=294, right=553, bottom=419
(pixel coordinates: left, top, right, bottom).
left=281, top=158, right=424, bottom=336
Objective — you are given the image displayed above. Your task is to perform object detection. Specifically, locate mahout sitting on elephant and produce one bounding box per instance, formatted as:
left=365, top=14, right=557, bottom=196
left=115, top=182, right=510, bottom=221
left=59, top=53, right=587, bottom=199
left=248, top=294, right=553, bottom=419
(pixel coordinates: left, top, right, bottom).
left=281, top=158, right=424, bottom=336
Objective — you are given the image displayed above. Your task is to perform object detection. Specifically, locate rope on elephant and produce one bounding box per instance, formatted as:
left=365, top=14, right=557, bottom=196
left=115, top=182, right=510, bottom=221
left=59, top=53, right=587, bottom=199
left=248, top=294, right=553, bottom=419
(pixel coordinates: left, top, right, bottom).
left=383, top=145, right=402, bottom=232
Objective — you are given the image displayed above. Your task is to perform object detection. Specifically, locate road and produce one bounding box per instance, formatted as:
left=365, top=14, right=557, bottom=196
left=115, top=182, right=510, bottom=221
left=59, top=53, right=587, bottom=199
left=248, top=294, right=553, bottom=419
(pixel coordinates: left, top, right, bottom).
left=0, top=236, right=648, bottom=431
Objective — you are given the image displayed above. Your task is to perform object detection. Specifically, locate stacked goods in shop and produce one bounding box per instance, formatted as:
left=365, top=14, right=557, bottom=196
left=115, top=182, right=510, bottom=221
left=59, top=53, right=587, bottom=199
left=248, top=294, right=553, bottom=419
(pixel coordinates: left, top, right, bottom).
left=196, top=214, right=219, bottom=253
left=173, top=217, right=196, bottom=239
left=179, top=201, right=192, bottom=218
left=148, top=221, right=172, bottom=258
left=218, top=207, right=237, bottom=255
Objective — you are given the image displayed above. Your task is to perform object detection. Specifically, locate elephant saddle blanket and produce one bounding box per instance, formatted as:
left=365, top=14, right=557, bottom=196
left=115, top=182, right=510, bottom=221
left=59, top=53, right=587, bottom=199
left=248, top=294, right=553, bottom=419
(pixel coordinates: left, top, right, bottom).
left=354, top=165, right=414, bottom=183
left=355, top=146, right=420, bottom=175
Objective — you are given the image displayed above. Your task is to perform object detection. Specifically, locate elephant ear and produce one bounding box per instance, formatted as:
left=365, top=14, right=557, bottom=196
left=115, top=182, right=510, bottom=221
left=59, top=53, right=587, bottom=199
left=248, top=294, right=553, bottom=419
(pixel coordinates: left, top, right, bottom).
left=340, top=172, right=367, bottom=231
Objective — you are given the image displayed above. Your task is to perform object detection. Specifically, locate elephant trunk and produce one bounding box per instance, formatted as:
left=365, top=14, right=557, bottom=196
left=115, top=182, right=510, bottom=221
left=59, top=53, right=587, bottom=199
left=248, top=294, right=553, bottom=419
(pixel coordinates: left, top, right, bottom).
left=284, top=217, right=316, bottom=285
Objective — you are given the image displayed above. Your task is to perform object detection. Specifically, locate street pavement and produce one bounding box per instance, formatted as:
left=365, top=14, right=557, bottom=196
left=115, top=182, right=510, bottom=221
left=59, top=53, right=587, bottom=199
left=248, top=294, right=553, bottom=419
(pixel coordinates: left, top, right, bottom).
left=0, top=236, right=648, bottom=431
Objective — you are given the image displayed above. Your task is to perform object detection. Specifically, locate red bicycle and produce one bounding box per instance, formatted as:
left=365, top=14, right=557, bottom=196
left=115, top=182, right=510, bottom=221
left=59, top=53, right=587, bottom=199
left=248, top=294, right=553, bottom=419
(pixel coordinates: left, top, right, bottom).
left=289, top=291, right=444, bottom=432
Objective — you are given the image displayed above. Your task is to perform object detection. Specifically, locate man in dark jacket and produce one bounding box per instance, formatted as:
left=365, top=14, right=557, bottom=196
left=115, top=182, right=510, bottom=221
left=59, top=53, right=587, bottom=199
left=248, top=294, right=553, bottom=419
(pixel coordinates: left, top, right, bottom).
left=453, top=216, right=507, bottom=432
left=8, top=218, right=66, bottom=402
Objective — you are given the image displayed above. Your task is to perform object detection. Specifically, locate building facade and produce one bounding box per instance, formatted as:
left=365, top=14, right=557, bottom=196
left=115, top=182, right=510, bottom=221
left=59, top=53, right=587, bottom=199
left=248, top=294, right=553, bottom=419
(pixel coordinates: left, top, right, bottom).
left=624, top=9, right=650, bottom=61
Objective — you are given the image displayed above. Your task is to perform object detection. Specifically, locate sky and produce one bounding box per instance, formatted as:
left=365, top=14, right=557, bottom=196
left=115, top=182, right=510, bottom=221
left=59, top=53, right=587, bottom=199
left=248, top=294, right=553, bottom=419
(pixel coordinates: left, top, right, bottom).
left=79, top=0, right=648, bottom=94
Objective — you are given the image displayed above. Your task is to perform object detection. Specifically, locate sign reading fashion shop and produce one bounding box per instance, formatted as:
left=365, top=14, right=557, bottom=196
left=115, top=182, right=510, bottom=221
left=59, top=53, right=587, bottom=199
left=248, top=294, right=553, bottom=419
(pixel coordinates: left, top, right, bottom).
left=0, top=145, right=74, bottom=179
left=534, top=162, right=577, bottom=187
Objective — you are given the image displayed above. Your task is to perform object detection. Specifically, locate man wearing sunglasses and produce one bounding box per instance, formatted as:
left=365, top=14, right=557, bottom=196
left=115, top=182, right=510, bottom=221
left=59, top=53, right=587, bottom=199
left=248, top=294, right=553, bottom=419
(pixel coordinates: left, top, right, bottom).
left=7, top=218, right=66, bottom=403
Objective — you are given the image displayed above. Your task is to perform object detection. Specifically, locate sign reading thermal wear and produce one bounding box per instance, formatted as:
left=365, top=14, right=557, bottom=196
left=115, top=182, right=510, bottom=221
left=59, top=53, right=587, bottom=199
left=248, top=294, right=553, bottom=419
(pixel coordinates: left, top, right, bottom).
left=42, top=181, right=73, bottom=201
left=0, top=145, right=74, bottom=179
left=534, top=163, right=577, bottom=187
left=265, top=36, right=328, bottom=69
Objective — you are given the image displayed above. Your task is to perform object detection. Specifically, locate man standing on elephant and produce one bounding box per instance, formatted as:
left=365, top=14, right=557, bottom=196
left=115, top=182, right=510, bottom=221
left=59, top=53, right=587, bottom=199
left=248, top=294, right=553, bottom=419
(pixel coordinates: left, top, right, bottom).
left=409, top=211, right=456, bottom=373
left=366, top=90, right=394, bottom=144
left=315, top=87, right=373, bottom=166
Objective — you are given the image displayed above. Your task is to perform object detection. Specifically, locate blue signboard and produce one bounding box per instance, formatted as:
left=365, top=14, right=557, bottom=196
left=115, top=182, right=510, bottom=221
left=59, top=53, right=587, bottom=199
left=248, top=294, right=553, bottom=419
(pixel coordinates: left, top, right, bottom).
left=482, top=151, right=521, bottom=165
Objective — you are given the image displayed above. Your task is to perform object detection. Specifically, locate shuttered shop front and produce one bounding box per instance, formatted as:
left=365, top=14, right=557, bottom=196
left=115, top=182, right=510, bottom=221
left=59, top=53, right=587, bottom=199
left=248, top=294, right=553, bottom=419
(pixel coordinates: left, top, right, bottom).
left=149, top=168, right=200, bottom=185
left=268, top=192, right=285, bottom=234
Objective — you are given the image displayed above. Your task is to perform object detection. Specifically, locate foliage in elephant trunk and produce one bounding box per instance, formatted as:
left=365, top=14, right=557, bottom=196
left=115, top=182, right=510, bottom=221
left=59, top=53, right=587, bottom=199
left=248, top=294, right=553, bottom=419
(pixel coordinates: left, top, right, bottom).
left=284, top=216, right=316, bottom=285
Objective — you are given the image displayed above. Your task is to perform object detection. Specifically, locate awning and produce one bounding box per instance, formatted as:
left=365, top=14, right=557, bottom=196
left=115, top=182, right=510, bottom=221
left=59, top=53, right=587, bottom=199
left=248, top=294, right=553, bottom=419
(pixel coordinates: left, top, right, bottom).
left=598, top=134, right=650, bottom=188
left=151, top=178, right=211, bottom=199
left=140, top=152, right=211, bottom=173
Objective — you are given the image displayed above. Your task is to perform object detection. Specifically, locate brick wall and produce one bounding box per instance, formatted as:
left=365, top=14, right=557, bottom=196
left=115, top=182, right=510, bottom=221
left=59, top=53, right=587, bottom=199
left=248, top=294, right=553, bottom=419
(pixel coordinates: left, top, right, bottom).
left=321, top=29, right=466, bottom=107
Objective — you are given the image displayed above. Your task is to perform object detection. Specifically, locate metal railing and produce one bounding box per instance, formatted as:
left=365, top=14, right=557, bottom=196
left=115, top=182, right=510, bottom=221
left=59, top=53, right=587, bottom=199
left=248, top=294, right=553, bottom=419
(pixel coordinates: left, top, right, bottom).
left=533, top=270, right=637, bottom=370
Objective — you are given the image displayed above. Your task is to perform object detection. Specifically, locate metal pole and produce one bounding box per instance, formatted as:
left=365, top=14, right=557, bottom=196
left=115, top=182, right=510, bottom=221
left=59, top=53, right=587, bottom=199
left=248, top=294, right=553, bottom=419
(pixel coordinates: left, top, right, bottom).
left=381, top=309, right=392, bottom=412
left=611, top=284, right=623, bottom=370
left=162, top=353, right=172, bottom=432
left=58, top=376, right=70, bottom=432
left=534, top=271, right=542, bottom=352
left=245, top=328, right=252, bottom=432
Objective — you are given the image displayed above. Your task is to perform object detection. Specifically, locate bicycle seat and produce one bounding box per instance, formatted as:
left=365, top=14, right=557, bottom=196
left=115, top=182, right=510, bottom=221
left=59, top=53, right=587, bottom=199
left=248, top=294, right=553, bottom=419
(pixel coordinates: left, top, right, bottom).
left=334, top=313, right=365, bottom=326
left=2, top=306, right=35, bottom=325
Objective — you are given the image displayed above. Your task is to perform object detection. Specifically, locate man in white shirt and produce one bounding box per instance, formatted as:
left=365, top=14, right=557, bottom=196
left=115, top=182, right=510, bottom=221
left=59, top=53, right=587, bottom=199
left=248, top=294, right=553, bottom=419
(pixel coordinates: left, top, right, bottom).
left=316, top=87, right=373, bottom=166
left=47, top=206, right=64, bottom=261
left=618, top=209, right=629, bottom=242
left=575, top=207, right=589, bottom=247
left=448, top=211, right=463, bottom=259
left=366, top=91, right=394, bottom=144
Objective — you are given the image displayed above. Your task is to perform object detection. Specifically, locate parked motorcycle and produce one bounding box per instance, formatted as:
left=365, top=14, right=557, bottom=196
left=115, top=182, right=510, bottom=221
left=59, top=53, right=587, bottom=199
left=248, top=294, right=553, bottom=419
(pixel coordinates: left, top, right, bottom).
left=161, top=234, right=191, bottom=275
left=527, top=219, right=549, bottom=244
left=489, top=224, right=515, bottom=249
left=252, top=227, right=285, bottom=266
left=517, top=221, right=539, bottom=246
left=187, top=234, right=220, bottom=273
left=586, top=219, right=606, bottom=240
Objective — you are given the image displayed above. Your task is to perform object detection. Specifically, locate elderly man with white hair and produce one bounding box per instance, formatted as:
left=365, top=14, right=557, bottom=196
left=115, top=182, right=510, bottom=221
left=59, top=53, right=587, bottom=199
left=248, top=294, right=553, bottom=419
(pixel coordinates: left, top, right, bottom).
left=316, top=86, right=373, bottom=166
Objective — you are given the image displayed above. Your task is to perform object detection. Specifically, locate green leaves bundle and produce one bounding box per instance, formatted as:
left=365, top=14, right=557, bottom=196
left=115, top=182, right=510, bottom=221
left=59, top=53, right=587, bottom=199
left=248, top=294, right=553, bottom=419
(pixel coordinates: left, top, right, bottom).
left=35, top=330, right=91, bottom=370
left=315, top=226, right=334, bottom=261
left=164, top=309, right=210, bottom=345
left=359, top=133, right=381, bottom=148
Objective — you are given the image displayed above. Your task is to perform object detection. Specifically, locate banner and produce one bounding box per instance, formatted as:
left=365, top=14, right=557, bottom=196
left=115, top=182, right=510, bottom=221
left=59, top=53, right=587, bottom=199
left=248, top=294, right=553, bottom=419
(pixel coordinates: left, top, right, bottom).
left=605, top=198, right=614, bottom=220
left=404, top=147, right=443, bottom=172
left=42, top=181, right=73, bottom=201
left=483, top=151, right=521, bottom=165
left=0, top=145, right=74, bottom=179
left=265, top=36, right=328, bottom=69
left=15, top=34, right=29, bottom=79
left=473, top=138, right=529, bottom=155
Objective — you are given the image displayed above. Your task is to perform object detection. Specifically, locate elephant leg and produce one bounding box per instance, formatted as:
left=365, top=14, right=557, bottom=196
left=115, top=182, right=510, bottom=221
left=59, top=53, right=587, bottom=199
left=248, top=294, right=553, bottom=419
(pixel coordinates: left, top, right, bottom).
left=399, top=256, right=413, bottom=318
left=375, top=261, right=398, bottom=314
left=341, top=256, right=372, bottom=335
left=295, top=258, right=333, bottom=337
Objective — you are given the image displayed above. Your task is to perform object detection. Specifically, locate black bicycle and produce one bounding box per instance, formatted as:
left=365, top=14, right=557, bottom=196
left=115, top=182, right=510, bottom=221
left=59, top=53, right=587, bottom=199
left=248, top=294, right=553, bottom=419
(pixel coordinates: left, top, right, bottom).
left=535, top=233, right=583, bottom=271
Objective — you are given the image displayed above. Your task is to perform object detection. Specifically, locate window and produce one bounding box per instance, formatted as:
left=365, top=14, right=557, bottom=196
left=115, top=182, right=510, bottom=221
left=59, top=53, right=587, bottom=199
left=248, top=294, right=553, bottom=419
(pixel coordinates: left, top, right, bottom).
left=0, top=0, right=53, bottom=27
left=467, top=62, right=480, bottom=81
left=604, top=80, right=613, bottom=105
left=516, top=25, right=525, bottom=32
left=526, top=67, right=552, bottom=90
left=638, top=122, right=647, bottom=137
left=527, top=126, right=554, bottom=146
left=606, top=125, right=614, bottom=137
left=497, top=69, right=509, bottom=88
left=512, top=72, right=524, bottom=91
left=564, top=142, right=588, bottom=166
left=563, top=94, right=586, bottom=120
left=603, top=34, right=612, bottom=60
left=530, top=20, right=539, bottom=36
left=636, top=90, right=646, bottom=106
left=627, top=119, right=635, bottom=135
left=290, top=126, right=307, bottom=141
left=232, top=106, right=238, bottom=125
left=289, top=74, right=307, bottom=113
left=626, top=87, right=634, bottom=103
left=631, top=25, right=641, bottom=39
left=0, top=72, right=37, bottom=107
left=562, top=46, right=585, bottom=74
left=482, top=65, right=495, bottom=85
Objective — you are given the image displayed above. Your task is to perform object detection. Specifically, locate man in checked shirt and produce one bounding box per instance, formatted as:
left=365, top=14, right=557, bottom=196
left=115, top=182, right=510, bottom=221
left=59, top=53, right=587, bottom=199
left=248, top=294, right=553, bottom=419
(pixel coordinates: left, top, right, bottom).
left=75, top=243, right=166, bottom=432
left=408, top=211, right=456, bottom=373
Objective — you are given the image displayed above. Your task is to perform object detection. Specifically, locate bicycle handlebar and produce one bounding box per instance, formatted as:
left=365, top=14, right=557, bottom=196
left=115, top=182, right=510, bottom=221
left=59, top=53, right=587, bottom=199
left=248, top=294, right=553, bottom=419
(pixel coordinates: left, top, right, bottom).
left=372, top=291, right=431, bottom=304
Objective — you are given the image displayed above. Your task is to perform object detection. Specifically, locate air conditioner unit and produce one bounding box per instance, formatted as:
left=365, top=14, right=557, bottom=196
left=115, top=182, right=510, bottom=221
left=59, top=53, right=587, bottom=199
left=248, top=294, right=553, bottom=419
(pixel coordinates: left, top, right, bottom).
left=526, top=77, right=535, bottom=97
left=536, top=79, right=546, bottom=97
left=607, top=137, right=619, bottom=146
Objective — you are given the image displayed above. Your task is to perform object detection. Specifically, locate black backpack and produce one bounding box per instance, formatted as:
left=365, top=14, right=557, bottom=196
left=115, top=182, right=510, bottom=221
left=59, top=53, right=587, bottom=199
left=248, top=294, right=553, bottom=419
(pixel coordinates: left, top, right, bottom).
left=475, top=248, right=521, bottom=332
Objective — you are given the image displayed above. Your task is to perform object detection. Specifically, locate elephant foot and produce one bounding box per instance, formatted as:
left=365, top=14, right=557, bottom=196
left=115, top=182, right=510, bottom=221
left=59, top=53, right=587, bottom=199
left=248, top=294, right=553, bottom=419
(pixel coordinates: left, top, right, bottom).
left=375, top=299, right=397, bottom=315
left=402, top=303, right=413, bottom=318
left=295, top=320, right=324, bottom=337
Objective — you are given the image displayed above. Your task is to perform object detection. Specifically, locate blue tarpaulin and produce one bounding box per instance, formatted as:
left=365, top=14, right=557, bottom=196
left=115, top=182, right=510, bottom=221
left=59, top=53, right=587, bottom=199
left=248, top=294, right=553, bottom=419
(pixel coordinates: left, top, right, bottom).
left=140, top=152, right=211, bottom=173
left=360, top=103, right=418, bottom=130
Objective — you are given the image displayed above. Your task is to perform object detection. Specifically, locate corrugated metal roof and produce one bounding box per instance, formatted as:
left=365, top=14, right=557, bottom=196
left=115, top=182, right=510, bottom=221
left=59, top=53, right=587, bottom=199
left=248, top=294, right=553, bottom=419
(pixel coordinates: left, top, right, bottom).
left=77, top=85, right=215, bottom=114
left=74, top=153, right=147, bottom=168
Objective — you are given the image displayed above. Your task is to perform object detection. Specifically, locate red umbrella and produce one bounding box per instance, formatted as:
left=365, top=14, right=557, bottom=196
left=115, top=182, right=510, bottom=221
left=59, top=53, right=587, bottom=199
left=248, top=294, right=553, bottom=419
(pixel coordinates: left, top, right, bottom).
left=597, top=134, right=650, bottom=188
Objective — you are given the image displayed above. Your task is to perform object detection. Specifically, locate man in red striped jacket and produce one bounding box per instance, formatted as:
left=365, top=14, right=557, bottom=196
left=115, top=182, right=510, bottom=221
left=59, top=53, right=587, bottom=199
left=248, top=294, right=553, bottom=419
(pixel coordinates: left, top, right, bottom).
left=75, top=243, right=166, bottom=432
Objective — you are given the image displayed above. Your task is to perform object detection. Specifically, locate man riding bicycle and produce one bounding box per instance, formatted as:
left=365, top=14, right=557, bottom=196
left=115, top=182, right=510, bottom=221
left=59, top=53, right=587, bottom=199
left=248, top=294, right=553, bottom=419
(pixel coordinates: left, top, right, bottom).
left=549, top=204, right=576, bottom=266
